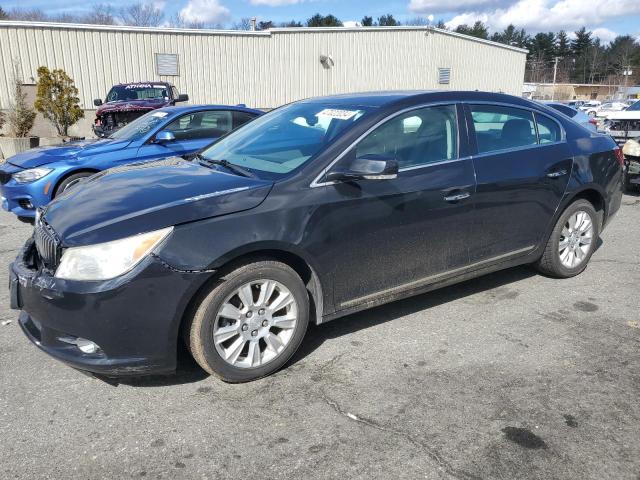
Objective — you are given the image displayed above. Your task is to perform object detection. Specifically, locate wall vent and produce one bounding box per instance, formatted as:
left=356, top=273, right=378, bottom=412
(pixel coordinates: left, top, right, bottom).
left=156, top=53, right=179, bottom=76
left=438, top=67, right=451, bottom=84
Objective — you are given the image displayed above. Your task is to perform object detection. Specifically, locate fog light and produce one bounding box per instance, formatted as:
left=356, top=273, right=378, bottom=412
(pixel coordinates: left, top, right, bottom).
left=59, top=336, right=101, bottom=354
left=18, top=199, right=34, bottom=210
left=76, top=338, right=100, bottom=354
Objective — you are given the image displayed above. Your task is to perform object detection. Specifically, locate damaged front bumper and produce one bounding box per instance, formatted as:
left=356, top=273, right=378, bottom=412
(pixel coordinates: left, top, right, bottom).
left=10, top=238, right=211, bottom=376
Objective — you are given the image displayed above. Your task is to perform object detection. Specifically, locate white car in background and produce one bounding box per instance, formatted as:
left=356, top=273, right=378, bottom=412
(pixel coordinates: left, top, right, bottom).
left=603, top=100, right=640, bottom=146
left=578, top=100, right=601, bottom=114
left=584, top=101, right=628, bottom=118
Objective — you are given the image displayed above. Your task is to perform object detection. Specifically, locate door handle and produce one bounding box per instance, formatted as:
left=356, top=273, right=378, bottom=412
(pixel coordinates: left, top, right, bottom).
left=546, top=169, right=567, bottom=178
left=443, top=192, right=471, bottom=202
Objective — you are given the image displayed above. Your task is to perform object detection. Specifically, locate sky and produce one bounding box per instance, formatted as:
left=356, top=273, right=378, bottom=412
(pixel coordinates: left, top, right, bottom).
left=2, top=0, right=640, bottom=43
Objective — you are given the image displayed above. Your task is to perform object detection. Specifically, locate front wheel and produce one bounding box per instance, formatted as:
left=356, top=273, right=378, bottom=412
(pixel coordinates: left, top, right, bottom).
left=53, top=172, right=95, bottom=198
left=185, top=260, right=309, bottom=382
left=535, top=199, right=599, bottom=278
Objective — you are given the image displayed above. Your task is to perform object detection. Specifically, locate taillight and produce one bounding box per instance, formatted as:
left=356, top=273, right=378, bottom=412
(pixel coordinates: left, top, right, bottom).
left=614, top=147, right=624, bottom=167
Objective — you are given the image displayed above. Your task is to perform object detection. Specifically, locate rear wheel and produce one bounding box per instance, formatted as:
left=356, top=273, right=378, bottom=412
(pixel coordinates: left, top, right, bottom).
left=535, top=199, right=599, bottom=278
left=185, top=260, right=309, bottom=382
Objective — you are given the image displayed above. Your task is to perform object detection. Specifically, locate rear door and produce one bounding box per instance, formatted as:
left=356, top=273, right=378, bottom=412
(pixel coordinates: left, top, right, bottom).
left=466, top=103, right=572, bottom=263
left=135, top=110, right=235, bottom=162
left=318, top=104, right=477, bottom=310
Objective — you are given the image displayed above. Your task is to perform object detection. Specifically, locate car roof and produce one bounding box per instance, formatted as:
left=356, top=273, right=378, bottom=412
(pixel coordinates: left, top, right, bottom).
left=157, top=104, right=264, bottom=115
left=113, top=81, right=172, bottom=87
left=299, top=90, right=544, bottom=110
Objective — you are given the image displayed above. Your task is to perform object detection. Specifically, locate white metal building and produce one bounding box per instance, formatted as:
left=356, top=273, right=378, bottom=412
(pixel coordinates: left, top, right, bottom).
left=0, top=21, right=527, bottom=137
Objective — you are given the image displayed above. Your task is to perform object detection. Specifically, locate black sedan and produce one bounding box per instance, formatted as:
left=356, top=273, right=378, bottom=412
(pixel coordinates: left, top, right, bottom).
left=10, top=91, right=623, bottom=382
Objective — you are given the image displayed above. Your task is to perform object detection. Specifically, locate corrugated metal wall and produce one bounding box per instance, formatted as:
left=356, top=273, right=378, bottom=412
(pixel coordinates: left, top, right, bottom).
left=0, top=22, right=526, bottom=111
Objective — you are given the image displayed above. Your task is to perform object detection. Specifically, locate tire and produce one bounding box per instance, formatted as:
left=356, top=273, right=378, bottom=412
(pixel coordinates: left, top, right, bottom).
left=185, top=260, right=309, bottom=382
left=53, top=172, right=95, bottom=198
left=535, top=199, right=599, bottom=278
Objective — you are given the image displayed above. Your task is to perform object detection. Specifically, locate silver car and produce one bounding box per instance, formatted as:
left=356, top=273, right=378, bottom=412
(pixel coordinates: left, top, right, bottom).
left=543, top=102, right=597, bottom=131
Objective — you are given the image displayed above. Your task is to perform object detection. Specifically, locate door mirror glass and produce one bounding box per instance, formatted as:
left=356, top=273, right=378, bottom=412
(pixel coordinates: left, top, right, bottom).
left=326, top=154, right=399, bottom=182
left=93, top=98, right=102, bottom=107
left=155, top=131, right=176, bottom=143
left=175, top=94, right=189, bottom=103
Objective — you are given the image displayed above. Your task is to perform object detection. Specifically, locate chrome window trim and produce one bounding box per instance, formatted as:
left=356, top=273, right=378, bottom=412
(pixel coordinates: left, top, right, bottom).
left=471, top=141, right=565, bottom=160
left=310, top=101, right=461, bottom=188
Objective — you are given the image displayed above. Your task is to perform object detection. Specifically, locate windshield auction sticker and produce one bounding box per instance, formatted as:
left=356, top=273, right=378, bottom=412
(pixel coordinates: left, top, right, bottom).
left=151, top=111, right=169, bottom=117
left=316, top=109, right=359, bottom=120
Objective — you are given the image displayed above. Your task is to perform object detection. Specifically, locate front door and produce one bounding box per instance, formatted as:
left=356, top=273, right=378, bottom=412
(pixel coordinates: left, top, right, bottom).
left=319, top=104, right=477, bottom=311
left=466, top=103, right=572, bottom=262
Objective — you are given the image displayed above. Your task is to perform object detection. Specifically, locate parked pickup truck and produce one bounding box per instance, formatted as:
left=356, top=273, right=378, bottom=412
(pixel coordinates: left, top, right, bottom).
left=602, top=100, right=640, bottom=146
left=93, top=81, right=188, bottom=137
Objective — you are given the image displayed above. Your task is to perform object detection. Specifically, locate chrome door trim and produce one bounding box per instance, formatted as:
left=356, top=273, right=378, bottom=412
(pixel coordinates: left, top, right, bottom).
left=463, top=100, right=567, bottom=142
left=339, top=245, right=536, bottom=309
left=310, top=101, right=461, bottom=188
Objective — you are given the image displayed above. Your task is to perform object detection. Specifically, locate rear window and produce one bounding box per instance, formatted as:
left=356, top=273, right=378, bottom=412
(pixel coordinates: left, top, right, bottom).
left=470, top=105, right=562, bottom=154
left=535, top=113, right=562, bottom=144
left=106, top=84, right=169, bottom=102
left=471, top=105, right=537, bottom=154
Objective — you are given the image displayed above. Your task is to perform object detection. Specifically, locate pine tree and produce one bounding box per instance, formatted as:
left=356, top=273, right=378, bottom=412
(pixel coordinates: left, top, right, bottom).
left=306, top=14, right=342, bottom=27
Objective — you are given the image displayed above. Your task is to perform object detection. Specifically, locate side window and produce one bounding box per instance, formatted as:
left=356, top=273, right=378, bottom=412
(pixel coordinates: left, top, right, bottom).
left=354, top=105, right=458, bottom=169
left=470, top=105, right=536, bottom=154
left=535, top=113, right=561, bottom=144
left=233, top=111, right=257, bottom=129
left=171, top=86, right=179, bottom=100
left=164, top=111, right=232, bottom=140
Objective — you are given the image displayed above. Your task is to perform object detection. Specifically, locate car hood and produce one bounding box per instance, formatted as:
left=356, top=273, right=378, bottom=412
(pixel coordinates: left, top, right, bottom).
left=7, top=138, right=132, bottom=168
left=43, top=158, right=273, bottom=246
left=96, top=99, right=168, bottom=115
left=605, top=111, right=640, bottom=120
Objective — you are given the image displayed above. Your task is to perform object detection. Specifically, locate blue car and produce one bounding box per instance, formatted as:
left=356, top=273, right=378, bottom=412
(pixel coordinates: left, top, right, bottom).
left=0, top=104, right=262, bottom=220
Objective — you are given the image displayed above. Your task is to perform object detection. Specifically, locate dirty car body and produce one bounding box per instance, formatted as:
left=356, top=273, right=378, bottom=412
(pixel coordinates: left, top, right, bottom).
left=93, top=82, right=188, bottom=138
left=0, top=105, right=262, bottom=220
left=9, top=91, right=623, bottom=378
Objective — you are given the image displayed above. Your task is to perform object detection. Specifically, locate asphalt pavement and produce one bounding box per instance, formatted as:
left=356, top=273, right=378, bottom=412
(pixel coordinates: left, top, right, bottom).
left=1, top=193, right=639, bottom=480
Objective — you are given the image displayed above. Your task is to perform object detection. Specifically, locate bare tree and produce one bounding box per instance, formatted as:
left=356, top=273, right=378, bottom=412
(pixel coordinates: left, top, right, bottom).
left=84, top=4, right=116, bottom=25
left=119, top=2, right=164, bottom=27
left=7, top=8, right=49, bottom=21
left=232, top=17, right=253, bottom=30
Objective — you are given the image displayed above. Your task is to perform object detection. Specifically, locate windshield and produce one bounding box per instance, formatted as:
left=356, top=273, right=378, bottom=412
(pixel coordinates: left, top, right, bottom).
left=106, top=83, right=169, bottom=102
left=627, top=101, right=640, bottom=111
left=200, top=103, right=372, bottom=175
left=109, top=110, right=169, bottom=141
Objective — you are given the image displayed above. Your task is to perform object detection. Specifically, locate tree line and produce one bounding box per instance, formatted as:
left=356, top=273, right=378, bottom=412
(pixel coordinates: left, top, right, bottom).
left=1, top=4, right=638, bottom=86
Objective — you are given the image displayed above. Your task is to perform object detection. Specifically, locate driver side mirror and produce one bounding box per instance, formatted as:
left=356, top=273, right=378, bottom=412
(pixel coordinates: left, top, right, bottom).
left=155, top=131, right=176, bottom=143
left=93, top=98, right=102, bottom=107
left=175, top=94, right=189, bottom=103
left=325, top=154, right=399, bottom=183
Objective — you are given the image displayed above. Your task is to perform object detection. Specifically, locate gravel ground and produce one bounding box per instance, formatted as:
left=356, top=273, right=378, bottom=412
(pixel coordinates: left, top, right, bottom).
left=1, top=193, right=639, bottom=480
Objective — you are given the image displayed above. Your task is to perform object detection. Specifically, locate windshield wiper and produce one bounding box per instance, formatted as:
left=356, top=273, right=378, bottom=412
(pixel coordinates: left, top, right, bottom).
left=193, top=154, right=256, bottom=178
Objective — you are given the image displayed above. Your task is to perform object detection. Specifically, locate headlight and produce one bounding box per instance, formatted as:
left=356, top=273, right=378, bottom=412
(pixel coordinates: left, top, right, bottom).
left=13, top=167, right=53, bottom=184
left=55, top=227, right=173, bottom=281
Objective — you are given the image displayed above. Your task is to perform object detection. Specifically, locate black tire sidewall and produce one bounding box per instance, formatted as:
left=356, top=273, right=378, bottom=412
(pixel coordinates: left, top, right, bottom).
left=54, top=172, right=94, bottom=198
left=548, top=200, right=599, bottom=277
left=195, top=263, right=309, bottom=382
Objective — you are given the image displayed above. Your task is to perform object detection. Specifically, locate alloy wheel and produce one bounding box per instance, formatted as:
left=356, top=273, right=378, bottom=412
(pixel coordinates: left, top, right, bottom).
left=213, top=279, right=298, bottom=369
left=558, top=210, right=593, bottom=268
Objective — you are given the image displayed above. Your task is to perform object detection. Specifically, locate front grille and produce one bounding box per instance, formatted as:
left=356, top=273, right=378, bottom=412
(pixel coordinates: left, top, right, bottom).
left=0, top=170, right=11, bottom=185
left=34, top=219, right=62, bottom=270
